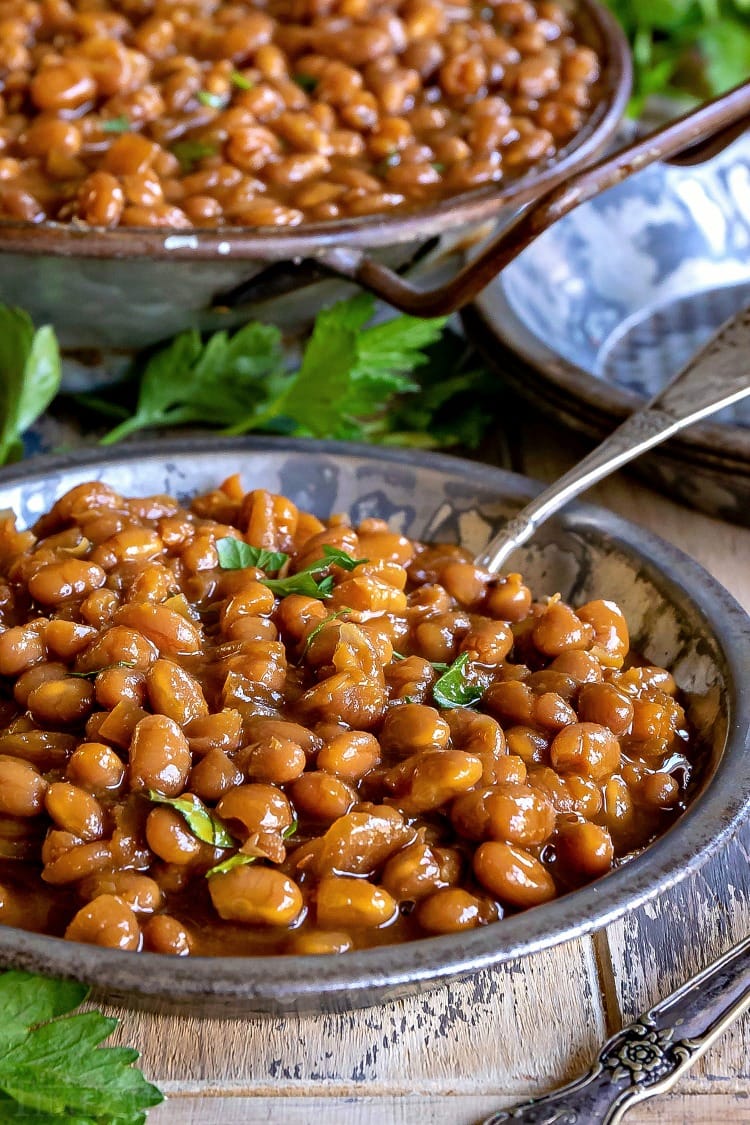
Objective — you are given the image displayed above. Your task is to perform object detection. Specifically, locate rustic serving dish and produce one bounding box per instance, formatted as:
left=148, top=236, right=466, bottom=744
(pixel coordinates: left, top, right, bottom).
left=0, top=437, right=748, bottom=1016
left=0, top=0, right=630, bottom=361
left=465, top=131, right=750, bottom=525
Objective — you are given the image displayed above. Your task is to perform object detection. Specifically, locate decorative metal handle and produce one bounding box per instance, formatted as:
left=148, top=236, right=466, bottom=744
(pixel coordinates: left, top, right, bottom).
left=475, top=306, right=750, bottom=573
left=482, top=932, right=750, bottom=1125
left=317, top=81, right=750, bottom=317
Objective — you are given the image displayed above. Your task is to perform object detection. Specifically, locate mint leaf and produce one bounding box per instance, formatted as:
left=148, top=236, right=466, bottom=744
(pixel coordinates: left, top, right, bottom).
left=148, top=791, right=235, bottom=848
left=216, top=538, right=288, bottom=573
left=432, top=653, right=483, bottom=709
left=0, top=308, right=61, bottom=465
left=0, top=971, right=163, bottom=1122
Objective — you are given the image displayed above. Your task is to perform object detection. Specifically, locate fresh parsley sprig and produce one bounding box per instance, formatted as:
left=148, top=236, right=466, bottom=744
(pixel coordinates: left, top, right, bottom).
left=215, top=539, right=366, bottom=600
left=0, top=308, right=61, bottom=465
left=432, top=652, right=484, bottom=709
left=0, top=971, right=163, bottom=1123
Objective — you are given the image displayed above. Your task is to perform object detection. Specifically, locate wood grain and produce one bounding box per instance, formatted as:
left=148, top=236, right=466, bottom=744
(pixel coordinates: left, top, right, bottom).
left=105, top=943, right=605, bottom=1097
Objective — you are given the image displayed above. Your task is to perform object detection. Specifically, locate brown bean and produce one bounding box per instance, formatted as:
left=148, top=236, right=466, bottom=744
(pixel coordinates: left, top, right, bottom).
left=209, top=865, right=303, bottom=926
left=289, top=772, right=356, bottom=823
left=28, top=560, right=106, bottom=605
left=45, top=782, right=104, bottom=841
left=145, top=805, right=202, bottom=864
left=65, top=894, right=141, bottom=950
left=217, top=783, right=294, bottom=838
left=129, top=714, right=192, bottom=796
left=0, top=755, right=47, bottom=817
left=66, top=741, right=123, bottom=797
left=473, top=841, right=556, bottom=907
left=146, top=659, right=208, bottom=726
left=556, top=820, right=614, bottom=879
left=316, top=875, right=397, bottom=930
left=549, top=722, right=620, bottom=780
left=143, top=913, right=192, bottom=955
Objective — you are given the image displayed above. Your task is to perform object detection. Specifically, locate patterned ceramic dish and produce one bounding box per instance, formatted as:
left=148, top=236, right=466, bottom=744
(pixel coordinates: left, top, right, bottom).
left=465, top=132, right=750, bottom=525
left=0, top=437, right=748, bottom=1016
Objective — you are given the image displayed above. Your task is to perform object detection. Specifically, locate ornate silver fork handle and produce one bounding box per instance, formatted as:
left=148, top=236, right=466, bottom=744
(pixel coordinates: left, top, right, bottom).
left=476, top=306, right=750, bottom=574
left=481, top=932, right=750, bottom=1124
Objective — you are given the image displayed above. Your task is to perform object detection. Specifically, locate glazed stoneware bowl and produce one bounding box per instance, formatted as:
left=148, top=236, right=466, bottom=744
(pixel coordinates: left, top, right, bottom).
left=465, top=132, right=750, bottom=525
left=0, top=437, right=748, bottom=1016
left=0, top=0, right=630, bottom=365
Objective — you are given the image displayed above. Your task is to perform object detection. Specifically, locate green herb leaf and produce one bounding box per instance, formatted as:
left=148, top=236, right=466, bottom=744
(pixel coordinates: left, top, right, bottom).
left=170, top=139, right=218, bottom=171
left=99, top=322, right=285, bottom=444
left=0, top=308, right=61, bottom=465
left=67, top=661, right=136, bottom=680
left=432, top=652, right=483, bottom=709
left=261, top=571, right=334, bottom=600
left=320, top=544, right=368, bottom=571
left=215, top=537, right=288, bottom=573
left=205, top=852, right=256, bottom=878
left=101, top=115, right=131, bottom=134
left=197, top=90, right=227, bottom=109
left=230, top=70, right=253, bottom=90
left=282, top=819, right=298, bottom=840
left=293, top=73, right=318, bottom=91
left=148, top=791, right=235, bottom=848
left=0, top=971, right=163, bottom=1122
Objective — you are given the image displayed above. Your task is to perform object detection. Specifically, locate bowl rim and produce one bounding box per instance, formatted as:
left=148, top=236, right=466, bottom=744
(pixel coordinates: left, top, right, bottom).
left=0, top=435, right=748, bottom=1012
left=0, top=0, right=631, bottom=261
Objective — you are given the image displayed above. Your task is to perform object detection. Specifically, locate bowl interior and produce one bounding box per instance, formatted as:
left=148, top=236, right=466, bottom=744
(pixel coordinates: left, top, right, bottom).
left=483, top=133, right=750, bottom=429
left=0, top=438, right=747, bottom=1015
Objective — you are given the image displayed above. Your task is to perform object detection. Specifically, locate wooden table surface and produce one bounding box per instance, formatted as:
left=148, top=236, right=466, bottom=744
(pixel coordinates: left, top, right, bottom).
left=102, top=416, right=750, bottom=1125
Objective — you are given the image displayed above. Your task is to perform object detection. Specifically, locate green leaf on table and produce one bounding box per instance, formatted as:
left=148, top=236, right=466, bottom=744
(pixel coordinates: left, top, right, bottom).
left=215, top=538, right=288, bottom=573
left=0, top=970, right=163, bottom=1123
left=0, top=308, right=61, bottom=465
left=99, top=322, right=285, bottom=444
left=432, top=652, right=484, bottom=709
left=148, top=790, right=235, bottom=848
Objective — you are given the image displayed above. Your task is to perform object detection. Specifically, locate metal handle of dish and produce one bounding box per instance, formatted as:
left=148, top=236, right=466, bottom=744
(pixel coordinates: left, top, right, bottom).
left=475, top=305, right=750, bottom=572
left=315, top=80, right=750, bottom=317
left=480, top=931, right=750, bottom=1125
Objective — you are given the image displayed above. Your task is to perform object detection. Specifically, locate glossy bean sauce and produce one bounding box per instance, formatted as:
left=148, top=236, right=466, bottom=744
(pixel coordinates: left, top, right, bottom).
left=0, top=476, right=700, bottom=956
left=0, top=0, right=602, bottom=228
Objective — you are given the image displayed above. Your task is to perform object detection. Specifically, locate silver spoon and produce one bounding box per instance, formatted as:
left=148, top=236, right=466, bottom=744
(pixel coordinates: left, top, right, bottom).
left=475, top=306, right=750, bottom=574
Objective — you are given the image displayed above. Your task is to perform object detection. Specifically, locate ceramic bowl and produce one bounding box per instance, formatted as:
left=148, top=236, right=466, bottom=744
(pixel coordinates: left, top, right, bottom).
left=0, top=437, right=748, bottom=1016
left=465, top=132, right=750, bottom=524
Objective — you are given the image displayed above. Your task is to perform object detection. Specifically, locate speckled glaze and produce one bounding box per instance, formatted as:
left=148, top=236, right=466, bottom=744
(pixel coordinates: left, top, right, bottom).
left=0, top=438, right=748, bottom=1017
left=466, top=132, right=750, bottom=524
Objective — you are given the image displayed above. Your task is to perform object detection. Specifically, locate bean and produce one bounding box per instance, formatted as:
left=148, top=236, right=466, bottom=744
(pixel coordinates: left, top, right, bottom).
left=28, top=678, right=95, bottom=726
left=314, top=807, right=413, bottom=877
left=0, top=622, right=47, bottom=675
left=189, top=749, right=244, bottom=802
left=0, top=756, right=47, bottom=817
left=116, top=602, right=203, bottom=655
left=578, top=682, right=633, bottom=735
left=217, top=783, right=294, bottom=838
left=289, top=772, right=357, bottom=823
left=556, top=820, right=614, bottom=879
left=317, top=731, right=380, bottom=780
left=380, top=703, right=450, bottom=756
left=65, top=894, right=141, bottom=950
left=129, top=714, right=192, bottom=796
left=146, top=659, right=208, bottom=726
left=143, top=913, right=192, bottom=955
left=67, top=743, right=124, bottom=793
left=550, top=722, right=620, bottom=780
left=42, top=840, right=113, bottom=885
left=473, top=841, right=556, bottom=908
left=316, top=876, right=397, bottom=929
left=382, top=839, right=448, bottom=901
left=532, top=601, right=594, bottom=655
left=209, top=865, right=303, bottom=926
left=79, top=871, right=162, bottom=914
left=417, top=887, right=483, bottom=933
left=244, top=736, right=307, bottom=784
left=45, top=782, right=104, bottom=841
left=289, top=929, right=353, bottom=954
left=28, top=560, right=106, bottom=605
left=145, top=806, right=201, bottom=864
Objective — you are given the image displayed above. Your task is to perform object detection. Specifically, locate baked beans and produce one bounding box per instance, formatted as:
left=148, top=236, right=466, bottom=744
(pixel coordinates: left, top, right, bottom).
left=0, top=0, right=602, bottom=228
left=0, top=475, right=698, bottom=955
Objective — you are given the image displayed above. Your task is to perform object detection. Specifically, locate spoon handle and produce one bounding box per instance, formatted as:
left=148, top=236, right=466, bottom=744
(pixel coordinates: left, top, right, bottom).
left=475, top=307, right=750, bottom=573
left=481, top=932, right=750, bottom=1125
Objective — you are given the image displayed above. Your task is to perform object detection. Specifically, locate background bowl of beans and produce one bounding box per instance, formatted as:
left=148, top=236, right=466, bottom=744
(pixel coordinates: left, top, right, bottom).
left=0, top=437, right=748, bottom=1016
left=464, top=130, right=750, bottom=526
left=0, top=0, right=629, bottom=359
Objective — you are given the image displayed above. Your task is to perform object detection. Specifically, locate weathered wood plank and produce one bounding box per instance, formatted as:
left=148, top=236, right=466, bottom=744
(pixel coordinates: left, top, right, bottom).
left=105, top=941, right=605, bottom=1097
left=147, top=1091, right=750, bottom=1124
